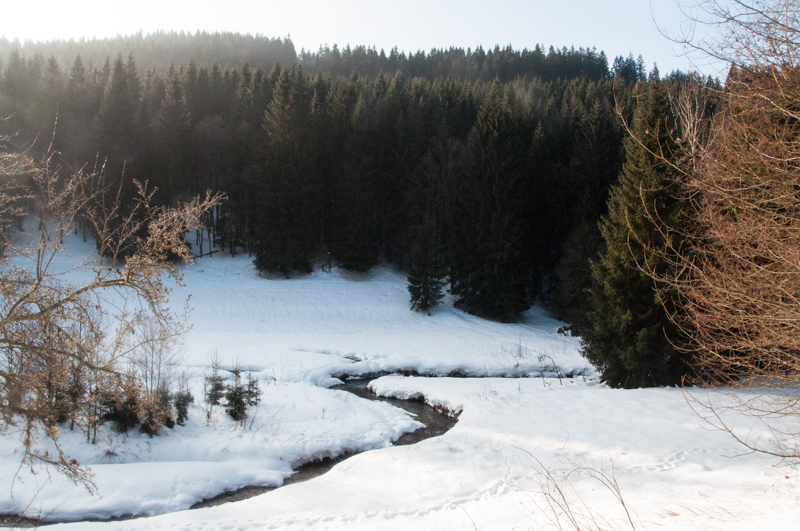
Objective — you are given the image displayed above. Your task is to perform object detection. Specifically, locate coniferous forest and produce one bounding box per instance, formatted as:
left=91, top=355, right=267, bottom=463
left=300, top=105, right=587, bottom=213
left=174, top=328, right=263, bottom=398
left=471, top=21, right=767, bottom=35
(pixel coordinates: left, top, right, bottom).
left=0, top=32, right=720, bottom=387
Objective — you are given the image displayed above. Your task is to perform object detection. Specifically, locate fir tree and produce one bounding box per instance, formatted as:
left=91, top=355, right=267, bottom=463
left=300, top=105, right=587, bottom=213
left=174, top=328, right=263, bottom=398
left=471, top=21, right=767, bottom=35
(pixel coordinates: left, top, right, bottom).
left=94, top=54, right=137, bottom=164
left=157, top=66, right=194, bottom=202
left=582, top=73, right=690, bottom=388
left=408, top=212, right=446, bottom=314
left=451, top=81, right=529, bottom=322
left=330, top=78, right=380, bottom=272
left=253, top=66, right=315, bottom=276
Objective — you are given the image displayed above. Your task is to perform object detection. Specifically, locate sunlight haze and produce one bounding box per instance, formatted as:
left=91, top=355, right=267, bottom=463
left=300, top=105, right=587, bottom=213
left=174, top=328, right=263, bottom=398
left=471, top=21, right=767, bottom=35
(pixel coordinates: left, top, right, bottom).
left=4, top=1, right=718, bottom=75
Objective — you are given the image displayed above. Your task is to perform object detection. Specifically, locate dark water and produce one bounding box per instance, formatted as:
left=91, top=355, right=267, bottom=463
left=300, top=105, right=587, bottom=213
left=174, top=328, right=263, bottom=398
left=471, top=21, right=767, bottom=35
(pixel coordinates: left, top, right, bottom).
left=336, top=379, right=457, bottom=445
left=0, top=378, right=457, bottom=526
left=190, top=378, right=457, bottom=509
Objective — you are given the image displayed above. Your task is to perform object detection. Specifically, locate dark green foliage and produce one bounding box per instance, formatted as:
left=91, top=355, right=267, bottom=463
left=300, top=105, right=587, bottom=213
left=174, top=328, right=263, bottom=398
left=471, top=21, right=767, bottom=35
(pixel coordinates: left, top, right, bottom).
left=304, top=43, right=611, bottom=84
left=450, top=82, right=530, bottom=322
left=94, top=54, right=138, bottom=165
left=406, top=136, right=462, bottom=314
left=407, top=214, right=446, bottom=314
left=329, top=81, right=381, bottom=272
left=581, top=73, right=690, bottom=388
left=245, top=373, right=261, bottom=407
left=552, top=216, right=604, bottom=335
left=103, top=385, right=141, bottom=434
left=203, top=359, right=226, bottom=406
left=225, top=372, right=261, bottom=422
left=224, top=384, right=248, bottom=422
left=0, top=42, right=670, bottom=341
left=173, top=388, right=194, bottom=426
left=156, top=65, right=194, bottom=204
left=253, top=66, right=316, bottom=276
left=612, top=54, right=644, bottom=85
left=552, top=99, right=622, bottom=333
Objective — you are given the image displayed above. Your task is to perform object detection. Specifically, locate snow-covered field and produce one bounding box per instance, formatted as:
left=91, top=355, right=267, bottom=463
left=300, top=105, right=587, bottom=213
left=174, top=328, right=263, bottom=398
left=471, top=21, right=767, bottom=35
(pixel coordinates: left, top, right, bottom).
left=1, top=230, right=798, bottom=530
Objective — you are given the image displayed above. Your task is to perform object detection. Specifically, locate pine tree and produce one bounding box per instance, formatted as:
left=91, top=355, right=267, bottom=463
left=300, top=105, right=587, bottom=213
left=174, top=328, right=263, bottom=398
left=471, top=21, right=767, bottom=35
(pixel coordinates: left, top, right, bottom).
left=330, top=78, right=380, bottom=272
left=94, top=54, right=137, bottom=166
left=407, top=212, right=446, bottom=315
left=581, top=73, right=690, bottom=388
left=450, top=81, right=529, bottom=321
left=157, top=66, right=193, bottom=203
left=253, top=66, right=316, bottom=276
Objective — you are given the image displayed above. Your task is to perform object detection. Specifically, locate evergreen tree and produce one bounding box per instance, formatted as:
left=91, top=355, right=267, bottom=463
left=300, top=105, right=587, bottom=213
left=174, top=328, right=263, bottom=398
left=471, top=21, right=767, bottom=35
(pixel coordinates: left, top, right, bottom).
left=64, top=54, right=92, bottom=166
left=125, top=53, right=142, bottom=107
left=553, top=98, right=622, bottom=332
left=552, top=194, right=604, bottom=334
left=582, top=73, right=690, bottom=388
left=38, top=56, right=63, bottom=119
left=329, top=77, right=380, bottom=272
left=406, top=138, right=454, bottom=314
left=407, top=211, right=446, bottom=314
left=66, top=55, right=86, bottom=100
left=0, top=49, right=26, bottom=132
left=253, top=66, right=315, bottom=276
left=451, top=81, right=529, bottom=321
left=94, top=54, right=137, bottom=167
left=156, top=66, right=194, bottom=203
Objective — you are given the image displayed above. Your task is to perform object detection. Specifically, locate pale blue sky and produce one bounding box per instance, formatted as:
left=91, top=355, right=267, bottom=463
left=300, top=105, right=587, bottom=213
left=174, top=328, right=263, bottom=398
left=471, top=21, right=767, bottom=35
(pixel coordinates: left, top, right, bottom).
left=3, top=1, right=723, bottom=75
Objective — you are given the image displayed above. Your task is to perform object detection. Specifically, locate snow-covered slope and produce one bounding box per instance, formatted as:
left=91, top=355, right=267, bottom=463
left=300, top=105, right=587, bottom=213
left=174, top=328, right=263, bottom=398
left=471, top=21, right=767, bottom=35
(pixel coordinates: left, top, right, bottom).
left=1, top=231, right=797, bottom=529
left=171, top=253, right=586, bottom=384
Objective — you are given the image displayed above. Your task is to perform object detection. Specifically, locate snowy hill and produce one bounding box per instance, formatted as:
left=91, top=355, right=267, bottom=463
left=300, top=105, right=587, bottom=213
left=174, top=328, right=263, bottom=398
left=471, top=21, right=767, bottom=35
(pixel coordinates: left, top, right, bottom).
left=0, top=233, right=797, bottom=530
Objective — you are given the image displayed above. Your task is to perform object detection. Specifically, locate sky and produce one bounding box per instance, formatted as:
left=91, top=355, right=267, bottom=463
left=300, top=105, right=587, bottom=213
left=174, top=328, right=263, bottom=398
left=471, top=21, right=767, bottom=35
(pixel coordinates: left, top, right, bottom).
left=2, top=1, right=725, bottom=76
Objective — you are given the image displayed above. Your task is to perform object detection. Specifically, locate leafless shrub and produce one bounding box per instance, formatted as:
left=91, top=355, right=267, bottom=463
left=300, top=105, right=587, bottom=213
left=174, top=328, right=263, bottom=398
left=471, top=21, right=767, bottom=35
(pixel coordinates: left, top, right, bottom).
left=0, top=138, right=221, bottom=489
left=517, top=449, right=643, bottom=531
left=538, top=352, right=564, bottom=385
left=633, top=1, right=800, bottom=463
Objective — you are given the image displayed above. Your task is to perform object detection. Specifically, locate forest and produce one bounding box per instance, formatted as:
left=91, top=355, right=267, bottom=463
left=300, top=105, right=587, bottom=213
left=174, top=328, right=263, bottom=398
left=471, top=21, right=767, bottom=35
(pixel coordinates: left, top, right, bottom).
left=3, top=3, right=800, bottom=523
left=0, top=31, right=719, bottom=388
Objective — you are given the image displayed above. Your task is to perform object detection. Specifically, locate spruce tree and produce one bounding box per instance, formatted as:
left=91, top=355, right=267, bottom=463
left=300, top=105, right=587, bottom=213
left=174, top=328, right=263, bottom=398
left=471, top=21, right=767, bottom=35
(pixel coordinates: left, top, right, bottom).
left=94, top=54, right=137, bottom=166
left=406, top=137, right=460, bottom=314
left=253, top=66, right=315, bottom=276
left=330, top=79, right=380, bottom=272
left=582, top=73, right=690, bottom=388
left=450, top=81, right=529, bottom=322
left=157, top=66, right=193, bottom=202
left=408, top=212, right=446, bottom=315
left=553, top=98, right=623, bottom=332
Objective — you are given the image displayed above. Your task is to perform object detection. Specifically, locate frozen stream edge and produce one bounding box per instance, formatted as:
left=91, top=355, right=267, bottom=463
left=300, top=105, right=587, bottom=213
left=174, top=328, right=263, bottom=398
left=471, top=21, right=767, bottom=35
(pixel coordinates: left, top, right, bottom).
left=0, top=378, right=458, bottom=528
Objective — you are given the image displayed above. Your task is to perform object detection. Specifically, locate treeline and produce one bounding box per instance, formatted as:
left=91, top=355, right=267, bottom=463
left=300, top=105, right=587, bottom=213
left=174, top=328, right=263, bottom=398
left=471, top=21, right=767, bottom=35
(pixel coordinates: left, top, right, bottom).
left=0, top=31, right=738, bottom=393
left=1, top=41, right=721, bottom=334
left=0, top=32, right=297, bottom=74
left=1, top=44, right=647, bottom=322
left=300, top=43, right=619, bottom=83
left=0, top=31, right=645, bottom=84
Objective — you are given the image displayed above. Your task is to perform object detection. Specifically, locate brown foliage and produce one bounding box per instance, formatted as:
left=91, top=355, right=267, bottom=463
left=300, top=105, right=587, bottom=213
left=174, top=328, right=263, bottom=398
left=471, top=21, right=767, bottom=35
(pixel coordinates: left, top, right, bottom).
left=0, top=138, right=221, bottom=489
left=643, top=1, right=800, bottom=462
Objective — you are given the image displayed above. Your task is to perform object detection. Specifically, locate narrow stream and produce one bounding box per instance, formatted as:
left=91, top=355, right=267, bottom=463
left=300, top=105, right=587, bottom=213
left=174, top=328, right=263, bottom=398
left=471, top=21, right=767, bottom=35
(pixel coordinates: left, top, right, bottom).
left=190, top=378, right=457, bottom=509
left=0, top=378, right=457, bottom=527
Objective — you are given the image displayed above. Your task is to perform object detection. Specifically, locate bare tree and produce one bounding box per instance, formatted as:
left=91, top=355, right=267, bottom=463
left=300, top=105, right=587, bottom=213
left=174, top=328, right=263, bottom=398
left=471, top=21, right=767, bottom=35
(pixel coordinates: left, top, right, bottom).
left=636, top=0, right=800, bottom=463
left=131, top=318, right=184, bottom=398
left=0, top=139, right=221, bottom=489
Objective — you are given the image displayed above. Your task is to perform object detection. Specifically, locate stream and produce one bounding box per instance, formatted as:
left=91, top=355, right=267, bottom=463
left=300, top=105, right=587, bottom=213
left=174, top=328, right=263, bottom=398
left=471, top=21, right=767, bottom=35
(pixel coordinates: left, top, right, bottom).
left=190, top=378, right=457, bottom=509
left=0, top=377, right=457, bottom=527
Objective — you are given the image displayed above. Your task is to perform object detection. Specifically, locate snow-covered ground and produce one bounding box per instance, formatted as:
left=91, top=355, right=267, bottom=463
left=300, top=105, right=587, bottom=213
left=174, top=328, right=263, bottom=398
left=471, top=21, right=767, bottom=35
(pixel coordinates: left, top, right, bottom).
left=1, top=230, right=798, bottom=529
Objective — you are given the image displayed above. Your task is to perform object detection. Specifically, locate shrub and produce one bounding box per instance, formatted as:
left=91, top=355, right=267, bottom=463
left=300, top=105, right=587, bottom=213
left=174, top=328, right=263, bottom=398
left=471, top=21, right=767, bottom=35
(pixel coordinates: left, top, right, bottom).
left=224, top=371, right=261, bottom=422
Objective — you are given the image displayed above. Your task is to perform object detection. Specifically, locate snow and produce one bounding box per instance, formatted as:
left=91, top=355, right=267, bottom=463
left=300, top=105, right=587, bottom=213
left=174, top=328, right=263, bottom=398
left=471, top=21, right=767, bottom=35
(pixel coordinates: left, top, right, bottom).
left=1, top=229, right=798, bottom=530
left=0, top=382, right=422, bottom=521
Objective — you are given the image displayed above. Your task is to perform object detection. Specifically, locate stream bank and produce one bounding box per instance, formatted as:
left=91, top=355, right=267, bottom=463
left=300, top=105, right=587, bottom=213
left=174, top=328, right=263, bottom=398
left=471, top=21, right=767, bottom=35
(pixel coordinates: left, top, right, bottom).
left=0, top=377, right=457, bottom=526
